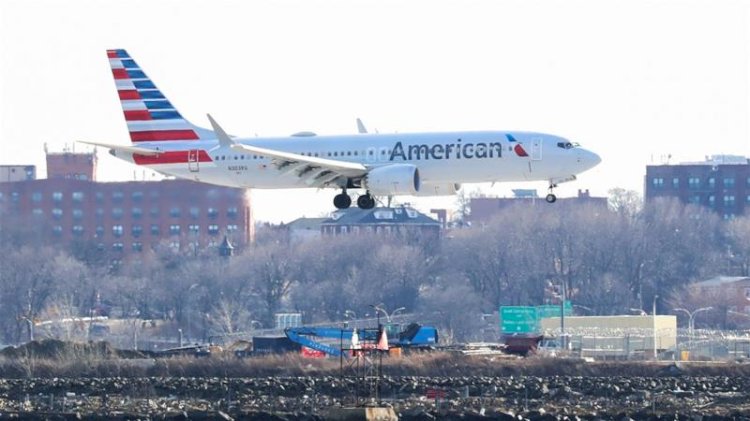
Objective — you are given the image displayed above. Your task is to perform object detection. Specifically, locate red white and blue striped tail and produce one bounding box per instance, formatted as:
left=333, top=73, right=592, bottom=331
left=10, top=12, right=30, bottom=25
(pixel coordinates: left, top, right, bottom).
left=107, top=49, right=214, bottom=143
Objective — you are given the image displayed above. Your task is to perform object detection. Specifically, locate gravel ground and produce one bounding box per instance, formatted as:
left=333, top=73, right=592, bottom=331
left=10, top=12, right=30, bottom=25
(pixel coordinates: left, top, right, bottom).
left=0, top=372, right=747, bottom=420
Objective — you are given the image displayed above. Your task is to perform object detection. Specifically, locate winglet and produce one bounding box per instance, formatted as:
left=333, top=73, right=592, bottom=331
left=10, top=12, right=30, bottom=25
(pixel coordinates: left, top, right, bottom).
left=207, top=114, right=235, bottom=147
left=356, top=118, right=368, bottom=134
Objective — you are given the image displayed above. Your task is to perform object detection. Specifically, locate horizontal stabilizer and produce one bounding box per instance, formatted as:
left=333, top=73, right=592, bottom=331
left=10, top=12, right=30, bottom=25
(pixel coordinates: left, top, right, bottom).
left=77, top=140, right=161, bottom=156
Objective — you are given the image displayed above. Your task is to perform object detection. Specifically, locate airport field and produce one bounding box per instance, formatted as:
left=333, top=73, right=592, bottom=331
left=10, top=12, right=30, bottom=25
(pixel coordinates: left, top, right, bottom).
left=0, top=341, right=748, bottom=419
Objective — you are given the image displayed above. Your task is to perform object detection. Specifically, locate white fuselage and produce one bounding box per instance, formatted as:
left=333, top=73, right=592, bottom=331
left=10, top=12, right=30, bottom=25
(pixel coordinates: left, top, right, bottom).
left=115, top=130, right=600, bottom=192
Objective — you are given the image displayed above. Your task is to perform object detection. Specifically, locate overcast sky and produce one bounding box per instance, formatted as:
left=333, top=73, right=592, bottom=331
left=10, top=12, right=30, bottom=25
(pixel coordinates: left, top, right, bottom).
left=1, top=0, right=748, bottom=222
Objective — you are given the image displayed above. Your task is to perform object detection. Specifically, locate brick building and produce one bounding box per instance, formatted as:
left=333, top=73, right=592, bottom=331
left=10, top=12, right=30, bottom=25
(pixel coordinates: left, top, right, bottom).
left=645, top=155, right=750, bottom=219
left=0, top=150, right=252, bottom=262
left=469, top=189, right=607, bottom=223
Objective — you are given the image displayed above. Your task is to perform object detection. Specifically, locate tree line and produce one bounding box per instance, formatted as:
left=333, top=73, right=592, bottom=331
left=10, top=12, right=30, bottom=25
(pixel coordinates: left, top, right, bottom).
left=0, top=190, right=748, bottom=345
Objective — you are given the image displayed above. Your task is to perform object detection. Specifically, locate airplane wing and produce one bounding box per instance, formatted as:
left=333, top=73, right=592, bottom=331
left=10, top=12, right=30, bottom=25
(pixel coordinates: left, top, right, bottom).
left=207, top=114, right=367, bottom=188
left=77, top=140, right=162, bottom=156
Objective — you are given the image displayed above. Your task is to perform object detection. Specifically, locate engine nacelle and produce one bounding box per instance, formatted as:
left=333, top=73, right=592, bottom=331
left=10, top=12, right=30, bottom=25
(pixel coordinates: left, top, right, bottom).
left=363, top=164, right=420, bottom=196
left=413, top=183, right=461, bottom=197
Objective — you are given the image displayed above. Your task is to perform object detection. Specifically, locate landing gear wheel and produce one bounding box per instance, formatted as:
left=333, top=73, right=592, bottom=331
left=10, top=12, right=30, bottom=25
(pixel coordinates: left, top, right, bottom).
left=545, top=193, right=557, bottom=203
left=357, top=193, right=376, bottom=209
left=333, top=192, right=352, bottom=209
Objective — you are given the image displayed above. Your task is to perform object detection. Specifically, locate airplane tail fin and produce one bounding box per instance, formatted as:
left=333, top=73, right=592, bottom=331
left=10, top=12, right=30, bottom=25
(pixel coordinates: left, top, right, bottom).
left=106, top=49, right=214, bottom=143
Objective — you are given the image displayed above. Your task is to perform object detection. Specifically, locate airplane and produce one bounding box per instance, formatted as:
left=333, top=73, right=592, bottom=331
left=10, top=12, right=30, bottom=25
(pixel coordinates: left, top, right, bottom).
left=81, top=49, right=601, bottom=210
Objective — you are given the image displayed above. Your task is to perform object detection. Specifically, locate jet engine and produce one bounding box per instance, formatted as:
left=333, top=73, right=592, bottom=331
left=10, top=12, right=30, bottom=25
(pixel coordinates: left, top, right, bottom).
left=363, top=164, right=420, bottom=196
left=413, top=183, right=461, bottom=197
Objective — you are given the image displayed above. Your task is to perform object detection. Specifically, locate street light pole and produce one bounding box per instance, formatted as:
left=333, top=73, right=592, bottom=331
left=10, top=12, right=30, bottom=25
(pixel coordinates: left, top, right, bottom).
left=674, top=307, right=713, bottom=348
left=652, top=294, right=659, bottom=360
left=560, top=281, right=566, bottom=350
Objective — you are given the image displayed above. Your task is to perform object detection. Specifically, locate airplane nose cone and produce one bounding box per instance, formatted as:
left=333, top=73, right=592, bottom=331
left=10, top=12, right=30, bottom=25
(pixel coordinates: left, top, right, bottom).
left=579, top=149, right=601, bottom=171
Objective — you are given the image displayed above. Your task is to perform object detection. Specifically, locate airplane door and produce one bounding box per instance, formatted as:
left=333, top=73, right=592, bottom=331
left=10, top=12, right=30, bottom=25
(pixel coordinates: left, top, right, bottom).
left=188, top=149, right=200, bottom=172
left=531, top=138, right=542, bottom=161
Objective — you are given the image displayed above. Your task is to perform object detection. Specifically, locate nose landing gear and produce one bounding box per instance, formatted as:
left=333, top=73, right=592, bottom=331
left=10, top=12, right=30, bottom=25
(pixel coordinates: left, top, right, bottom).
left=546, top=184, right=557, bottom=203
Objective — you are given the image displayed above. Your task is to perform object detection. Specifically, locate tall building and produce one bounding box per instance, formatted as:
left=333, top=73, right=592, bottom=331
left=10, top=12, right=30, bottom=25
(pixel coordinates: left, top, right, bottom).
left=0, top=150, right=253, bottom=263
left=645, top=155, right=750, bottom=218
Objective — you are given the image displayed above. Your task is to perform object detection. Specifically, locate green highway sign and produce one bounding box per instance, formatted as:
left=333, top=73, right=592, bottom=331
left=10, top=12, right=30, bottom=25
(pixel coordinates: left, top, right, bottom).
left=537, top=301, right=573, bottom=319
left=500, top=306, right=538, bottom=334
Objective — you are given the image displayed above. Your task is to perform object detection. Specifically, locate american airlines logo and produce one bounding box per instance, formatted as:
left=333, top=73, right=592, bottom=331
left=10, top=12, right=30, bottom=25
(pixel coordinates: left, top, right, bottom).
left=389, top=140, right=504, bottom=161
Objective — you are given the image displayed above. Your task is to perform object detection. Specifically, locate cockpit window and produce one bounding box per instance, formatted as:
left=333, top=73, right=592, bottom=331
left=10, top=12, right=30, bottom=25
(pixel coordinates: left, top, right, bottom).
left=557, top=142, right=574, bottom=149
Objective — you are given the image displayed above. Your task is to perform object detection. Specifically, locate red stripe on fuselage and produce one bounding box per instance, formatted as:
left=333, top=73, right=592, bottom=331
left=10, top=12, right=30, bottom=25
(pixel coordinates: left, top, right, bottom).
left=133, top=150, right=212, bottom=165
left=130, top=130, right=199, bottom=142
left=112, top=68, right=129, bottom=79
left=118, top=90, right=141, bottom=100
left=124, top=110, right=152, bottom=121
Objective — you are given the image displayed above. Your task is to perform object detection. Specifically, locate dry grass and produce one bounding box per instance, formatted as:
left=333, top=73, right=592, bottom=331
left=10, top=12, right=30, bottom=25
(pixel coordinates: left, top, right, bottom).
left=0, top=341, right=748, bottom=378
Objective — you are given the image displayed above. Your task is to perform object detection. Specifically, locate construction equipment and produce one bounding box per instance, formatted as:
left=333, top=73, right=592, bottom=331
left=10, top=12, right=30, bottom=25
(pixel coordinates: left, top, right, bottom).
left=284, top=323, right=438, bottom=357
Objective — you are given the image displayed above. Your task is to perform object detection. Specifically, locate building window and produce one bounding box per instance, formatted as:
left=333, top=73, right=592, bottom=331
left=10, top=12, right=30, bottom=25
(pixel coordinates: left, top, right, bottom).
left=52, top=226, right=62, bottom=236
left=52, top=208, right=63, bottom=219
left=227, top=224, right=238, bottom=233
left=724, top=195, right=735, bottom=207
left=95, top=208, right=104, bottom=218
left=31, top=192, right=42, bottom=202
left=72, top=209, right=84, bottom=220
left=52, top=192, right=63, bottom=202
left=95, top=226, right=104, bottom=237
left=112, top=243, right=124, bottom=252
left=672, top=178, right=679, bottom=189
left=95, top=192, right=104, bottom=203
left=150, top=207, right=159, bottom=218
left=72, top=191, right=84, bottom=202
left=170, top=207, right=181, bottom=217
left=208, top=208, right=219, bottom=219
left=169, top=241, right=180, bottom=250
left=132, top=207, right=143, bottom=219
left=132, top=242, right=143, bottom=252
left=724, top=178, right=735, bottom=188
left=651, top=177, right=664, bottom=188
left=688, top=177, right=700, bottom=189
left=112, top=225, right=123, bottom=237
left=745, top=288, right=750, bottom=301
left=131, top=225, right=143, bottom=237
left=72, top=225, right=84, bottom=236
left=708, top=195, right=715, bottom=207
left=169, top=224, right=181, bottom=235
left=112, top=208, right=123, bottom=219
left=11, top=192, right=19, bottom=203
left=724, top=213, right=735, bottom=220
left=189, top=207, right=200, bottom=219
left=32, top=208, right=44, bottom=217
left=188, top=224, right=200, bottom=235
left=131, top=191, right=144, bottom=202
left=227, top=207, right=238, bottom=218
left=151, top=224, right=160, bottom=236
left=688, top=195, right=701, bottom=205
left=112, top=191, right=124, bottom=202
left=708, top=177, right=715, bottom=189
left=208, top=224, right=220, bottom=235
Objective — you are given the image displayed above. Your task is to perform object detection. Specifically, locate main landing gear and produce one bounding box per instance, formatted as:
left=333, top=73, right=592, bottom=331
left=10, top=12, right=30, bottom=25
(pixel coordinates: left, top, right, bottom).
left=356, top=192, right=376, bottom=210
left=333, top=190, right=376, bottom=210
left=333, top=190, right=352, bottom=209
left=546, top=184, right=557, bottom=204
